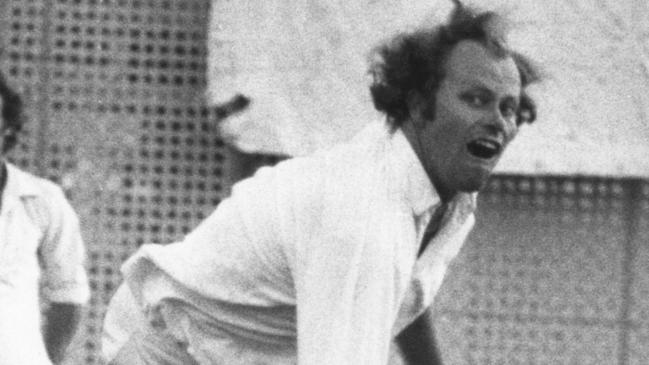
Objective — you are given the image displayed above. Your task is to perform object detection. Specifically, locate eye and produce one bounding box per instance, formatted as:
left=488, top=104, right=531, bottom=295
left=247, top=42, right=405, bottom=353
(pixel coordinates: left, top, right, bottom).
left=462, top=93, right=489, bottom=108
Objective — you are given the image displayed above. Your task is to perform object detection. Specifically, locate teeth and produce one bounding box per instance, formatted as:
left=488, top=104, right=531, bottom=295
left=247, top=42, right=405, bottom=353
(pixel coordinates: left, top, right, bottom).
left=475, top=140, right=498, bottom=151
left=467, top=139, right=501, bottom=159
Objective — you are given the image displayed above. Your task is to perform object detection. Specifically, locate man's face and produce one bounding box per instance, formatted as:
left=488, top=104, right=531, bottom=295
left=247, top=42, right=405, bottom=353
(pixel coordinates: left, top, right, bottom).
left=409, top=40, right=521, bottom=198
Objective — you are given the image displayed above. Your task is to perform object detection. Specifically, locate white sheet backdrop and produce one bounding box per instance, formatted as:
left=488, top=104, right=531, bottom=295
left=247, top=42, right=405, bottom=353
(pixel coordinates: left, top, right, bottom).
left=207, top=0, right=649, bottom=177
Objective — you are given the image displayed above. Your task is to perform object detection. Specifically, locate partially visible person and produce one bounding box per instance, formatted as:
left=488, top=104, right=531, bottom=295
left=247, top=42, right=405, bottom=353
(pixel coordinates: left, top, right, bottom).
left=0, top=71, right=90, bottom=364
left=102, top=1, right=541, bottom=364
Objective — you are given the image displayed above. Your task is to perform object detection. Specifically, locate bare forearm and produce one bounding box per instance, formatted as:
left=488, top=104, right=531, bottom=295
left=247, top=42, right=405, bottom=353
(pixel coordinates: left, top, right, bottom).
left=395, top=307, right=444, bottom=365
left=44, top=302, right=83, bottom=364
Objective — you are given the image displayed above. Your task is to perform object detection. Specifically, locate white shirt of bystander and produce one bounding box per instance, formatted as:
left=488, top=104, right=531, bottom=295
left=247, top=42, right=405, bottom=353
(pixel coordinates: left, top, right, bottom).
left=0, top=163, right=89, bottom=365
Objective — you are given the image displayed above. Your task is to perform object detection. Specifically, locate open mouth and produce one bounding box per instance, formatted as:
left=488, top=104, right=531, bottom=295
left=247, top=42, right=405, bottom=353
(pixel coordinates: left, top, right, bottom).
left=466, top=138, right=501, bottom=160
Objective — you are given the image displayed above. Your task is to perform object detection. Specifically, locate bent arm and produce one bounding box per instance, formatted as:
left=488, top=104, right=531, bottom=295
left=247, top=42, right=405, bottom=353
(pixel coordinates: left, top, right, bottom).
left=36, top=187, right=90, bottom=363
left=44, top=302, right=84, bottom=364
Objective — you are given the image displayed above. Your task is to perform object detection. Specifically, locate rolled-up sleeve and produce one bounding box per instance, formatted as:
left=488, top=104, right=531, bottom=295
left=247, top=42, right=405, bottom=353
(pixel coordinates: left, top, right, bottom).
left=38, top=187, right=90, bottom=304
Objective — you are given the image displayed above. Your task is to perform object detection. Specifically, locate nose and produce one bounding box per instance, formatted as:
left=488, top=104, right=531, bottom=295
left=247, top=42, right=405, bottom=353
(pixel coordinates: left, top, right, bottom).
left=486, top=107, right=517, bottom=140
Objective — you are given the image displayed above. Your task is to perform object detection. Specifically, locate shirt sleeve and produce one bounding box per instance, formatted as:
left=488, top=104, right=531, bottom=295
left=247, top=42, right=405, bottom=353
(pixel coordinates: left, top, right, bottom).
left=37, top=186, right=90, bottom=304
left=122, top=157, right=300, bottom=308
left=288, top=154, right=401, bottom=365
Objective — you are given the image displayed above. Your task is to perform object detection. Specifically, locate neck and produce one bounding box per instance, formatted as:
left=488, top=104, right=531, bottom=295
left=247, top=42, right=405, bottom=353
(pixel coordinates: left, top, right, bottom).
left=0, top=162, right=6, bottom=210
left=432, top=179, right=457, bottom=204
left=427, top=169, right=457, bottom=203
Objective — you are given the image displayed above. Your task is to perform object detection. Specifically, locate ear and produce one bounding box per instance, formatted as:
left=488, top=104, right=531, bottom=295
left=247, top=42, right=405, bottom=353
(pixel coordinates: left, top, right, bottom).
left=406, top=91, right=427, bottom=130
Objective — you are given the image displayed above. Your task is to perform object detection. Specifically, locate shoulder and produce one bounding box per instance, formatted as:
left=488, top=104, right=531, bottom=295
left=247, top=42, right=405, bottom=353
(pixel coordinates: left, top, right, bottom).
left=315, top=122, right=391, bottom=181
left=227, top=121, right=393, bottom=219
left=12, top=166, right=68, bottom=202
left=234, top=123, right=384, bottom=193
left=6, top=164, right=75, bottom=220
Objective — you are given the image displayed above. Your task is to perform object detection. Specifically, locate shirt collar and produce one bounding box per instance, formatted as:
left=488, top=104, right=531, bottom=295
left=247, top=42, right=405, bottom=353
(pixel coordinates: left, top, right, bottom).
left=387, top=126, right=441, bottom=217
left=2, top=161, right=40, bottom=199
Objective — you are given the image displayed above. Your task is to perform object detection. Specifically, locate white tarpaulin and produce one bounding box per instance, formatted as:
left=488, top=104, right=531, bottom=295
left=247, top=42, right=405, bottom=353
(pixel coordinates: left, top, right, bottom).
left=207, top=0, right=649, bottom=177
